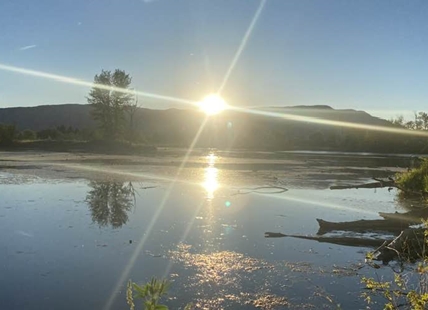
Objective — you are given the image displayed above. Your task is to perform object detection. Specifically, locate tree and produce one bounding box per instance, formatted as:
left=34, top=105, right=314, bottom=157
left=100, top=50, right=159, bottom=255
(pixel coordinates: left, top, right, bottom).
left=0, top=124, right=16, bottom=145
left=87, top=69, right=134, bottom=139
left=125, top=90, right=140, bottom=142
left=390, top=115, right=404, bottom=127
left=418, top=112, right=428, bottom=130
left=86, top=181, right=136, bottom=228
left=390, top=112, right=428, bottom=131
left=413, top=112, right=423, bottom=130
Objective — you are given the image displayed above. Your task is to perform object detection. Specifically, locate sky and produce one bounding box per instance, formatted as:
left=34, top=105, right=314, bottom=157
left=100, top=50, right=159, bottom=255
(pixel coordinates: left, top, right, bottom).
left=1, top=0, right=428, bottom=119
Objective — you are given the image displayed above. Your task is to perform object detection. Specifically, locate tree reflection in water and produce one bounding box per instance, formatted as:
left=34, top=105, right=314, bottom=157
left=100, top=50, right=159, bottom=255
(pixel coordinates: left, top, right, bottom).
left=86, top=181, right=136, bottom=228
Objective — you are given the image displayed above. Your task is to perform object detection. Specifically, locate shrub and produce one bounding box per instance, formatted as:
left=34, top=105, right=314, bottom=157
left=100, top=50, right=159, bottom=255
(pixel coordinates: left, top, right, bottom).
left=362, top=222, right=428, bottom=310
left=17, top=129, right=37, bottom=140
left=396, top=159, right=428, bottom=195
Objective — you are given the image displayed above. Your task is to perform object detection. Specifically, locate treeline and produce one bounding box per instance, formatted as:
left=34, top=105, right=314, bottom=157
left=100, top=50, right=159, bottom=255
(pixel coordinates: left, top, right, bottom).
left=198, top=117, right=428, bottom=153
left=390, top=112, right=428, bottom=130
left=0, top=124, right=97, bottom=145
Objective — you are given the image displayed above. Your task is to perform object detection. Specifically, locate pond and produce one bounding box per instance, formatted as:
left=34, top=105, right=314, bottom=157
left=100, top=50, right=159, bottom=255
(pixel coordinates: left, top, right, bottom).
left=0, top=150, right=421, bottom=309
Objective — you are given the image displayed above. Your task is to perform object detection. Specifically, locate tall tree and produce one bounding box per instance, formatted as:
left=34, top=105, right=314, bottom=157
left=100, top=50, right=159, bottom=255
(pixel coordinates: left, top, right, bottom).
left=125, top=90, right=140, bottom=142
left=418, top=112, right=428, bottom=130
left=87, top=69, right=133, bottom=139
left=86, top=181, right=136, bottom=228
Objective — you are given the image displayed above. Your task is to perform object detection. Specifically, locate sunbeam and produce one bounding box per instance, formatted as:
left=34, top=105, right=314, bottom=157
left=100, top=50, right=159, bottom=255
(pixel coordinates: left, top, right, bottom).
left=217, top=0, right=267, bottom=94
left=2, top=63, right=428, bottom=139
left=0, top=63, right=197, bottom=106
left=103, top=117, right=209, bottom=310
left=229, top=106, right=428, bottom=138
left=47, top=162, right=202, bottom=187
left=253, top=191, right=378, bottom=216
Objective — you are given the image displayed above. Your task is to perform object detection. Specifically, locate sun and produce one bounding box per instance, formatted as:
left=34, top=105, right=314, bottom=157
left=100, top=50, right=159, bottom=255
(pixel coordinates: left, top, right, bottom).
left=198, top=94, right=228, bottom=115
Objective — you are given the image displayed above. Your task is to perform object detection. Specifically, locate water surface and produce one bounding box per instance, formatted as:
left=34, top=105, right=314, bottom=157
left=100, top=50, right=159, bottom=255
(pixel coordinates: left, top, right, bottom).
left=0, top=150, right=418, bottom=309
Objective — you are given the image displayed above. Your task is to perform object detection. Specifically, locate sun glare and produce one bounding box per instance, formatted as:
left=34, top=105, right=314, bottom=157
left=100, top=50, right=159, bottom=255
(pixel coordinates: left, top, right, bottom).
left=202, top=153, right=219, bottom=200
left=198, top=94, right=227, bottom=115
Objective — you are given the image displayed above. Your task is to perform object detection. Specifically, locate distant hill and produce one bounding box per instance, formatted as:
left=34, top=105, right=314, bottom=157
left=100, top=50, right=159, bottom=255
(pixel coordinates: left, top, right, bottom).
left=0, top=103, right=391, bottom=130
left=0, top=103, right=419, bottom=152
left=0, top=104, right=94, bottom=131
left=260, top=105, right=391, bottom=127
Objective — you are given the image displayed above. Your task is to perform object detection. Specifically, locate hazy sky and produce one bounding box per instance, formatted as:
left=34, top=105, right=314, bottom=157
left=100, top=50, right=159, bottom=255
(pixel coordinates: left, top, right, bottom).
left=1, top=0, right=427, bottom=119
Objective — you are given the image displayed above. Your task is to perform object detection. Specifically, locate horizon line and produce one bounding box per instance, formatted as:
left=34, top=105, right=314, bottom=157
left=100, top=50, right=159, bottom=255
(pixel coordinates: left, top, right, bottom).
left=0, top=102, right=417, bottom=120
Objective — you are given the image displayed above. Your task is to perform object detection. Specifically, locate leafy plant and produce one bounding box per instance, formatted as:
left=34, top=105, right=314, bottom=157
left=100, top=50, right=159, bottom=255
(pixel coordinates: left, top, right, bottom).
left=127, top=278, right=170, bottom=310
left=361, top=269, right=428, bottom=310
left=127, top=278, right=193, bottom=310
left=396, top=158, right=428, bottom=195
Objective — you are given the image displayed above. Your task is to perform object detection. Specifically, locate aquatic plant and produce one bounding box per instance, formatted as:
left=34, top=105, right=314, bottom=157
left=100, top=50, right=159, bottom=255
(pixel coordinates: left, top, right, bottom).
left=126, top=278, right=169, bottom=310
left=126, top=278, right=194, bottom=310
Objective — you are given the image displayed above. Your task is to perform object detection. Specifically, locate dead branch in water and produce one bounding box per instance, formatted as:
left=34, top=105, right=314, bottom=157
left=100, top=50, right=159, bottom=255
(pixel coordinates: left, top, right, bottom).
left=264, top=232, right=387, bottom=248
left=378, top=207, right=428, bottom=224
left=330, top=177, right=427, bottom=198
left=371, top=228, right=426, bottom=263
left=316, top=218, right=411, bottom=235
left=330, top=178, right=396, bottom=190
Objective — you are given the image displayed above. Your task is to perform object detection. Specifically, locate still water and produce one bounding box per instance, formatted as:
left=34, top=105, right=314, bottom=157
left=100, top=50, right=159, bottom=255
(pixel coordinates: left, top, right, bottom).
left=0, top=150, right=417, bottom=309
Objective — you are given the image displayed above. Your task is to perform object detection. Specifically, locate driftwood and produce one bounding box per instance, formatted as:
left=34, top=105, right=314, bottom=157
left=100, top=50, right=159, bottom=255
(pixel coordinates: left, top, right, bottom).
left=316, top=218, right=411, bottom=235
left=264, top=232, right=386, bottom=248
left=378, top=207, right=428, bottom=224
left=316, top=208, right=428, bottom=235
left=330, top=178, right=395, bottom=190
left=372, top=228, right=426, bottom=263
left=265, top=229, right=428, bottom=263
left=266, top=228, right=428, bottom=263
left=330, top=178, right=428, bottom=198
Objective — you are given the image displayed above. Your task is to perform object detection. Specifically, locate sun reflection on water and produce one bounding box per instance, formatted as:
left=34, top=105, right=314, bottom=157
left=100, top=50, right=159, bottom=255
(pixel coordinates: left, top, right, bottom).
left=202, top=153, right=219, bottom=200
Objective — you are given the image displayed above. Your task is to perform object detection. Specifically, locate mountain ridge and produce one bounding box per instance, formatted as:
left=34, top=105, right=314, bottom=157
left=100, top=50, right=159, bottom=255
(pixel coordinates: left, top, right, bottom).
left=0, top=103, right=412, bottom=152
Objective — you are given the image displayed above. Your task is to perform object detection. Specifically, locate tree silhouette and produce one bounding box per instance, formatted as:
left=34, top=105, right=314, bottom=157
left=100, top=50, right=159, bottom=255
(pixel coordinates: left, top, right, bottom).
left=86, top=181, right=136, bottom=228
left=125, top=89, right=140, bottom=142
left=87, top=69, right=134, bottom=139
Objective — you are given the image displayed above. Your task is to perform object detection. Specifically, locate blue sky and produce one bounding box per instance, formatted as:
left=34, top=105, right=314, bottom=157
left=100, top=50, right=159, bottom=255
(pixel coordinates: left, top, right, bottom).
left=1, top=0, right=427, bottom=119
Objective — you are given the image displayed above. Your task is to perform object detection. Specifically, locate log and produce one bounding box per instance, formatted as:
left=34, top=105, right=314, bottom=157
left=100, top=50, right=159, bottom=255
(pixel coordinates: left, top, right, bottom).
left=378, top=208, right=428, bottom=224
left=264, top=232, right=386, bottom=248
left=316, top=218, right=409, bottom=235
left=264, top=232, right=286, bottom=238
left=330, top=179, right=395, bottom=190
left=265, top=229, right=428, bottom=263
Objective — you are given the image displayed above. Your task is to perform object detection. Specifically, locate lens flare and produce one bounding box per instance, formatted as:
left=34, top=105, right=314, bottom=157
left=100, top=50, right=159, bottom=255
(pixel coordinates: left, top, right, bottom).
left=198, top=94, right=228, bottom=115
left=0, top=63, right=197, bottom=106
